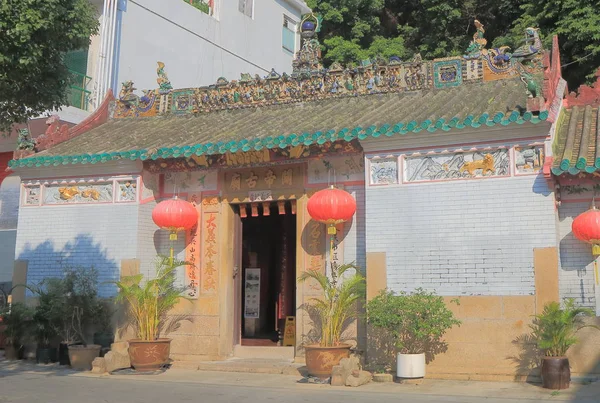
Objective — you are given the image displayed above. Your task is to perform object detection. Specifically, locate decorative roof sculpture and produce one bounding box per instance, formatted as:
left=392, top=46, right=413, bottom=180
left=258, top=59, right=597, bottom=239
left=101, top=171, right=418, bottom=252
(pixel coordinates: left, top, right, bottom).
left=9, top=19, right=558, bottom=169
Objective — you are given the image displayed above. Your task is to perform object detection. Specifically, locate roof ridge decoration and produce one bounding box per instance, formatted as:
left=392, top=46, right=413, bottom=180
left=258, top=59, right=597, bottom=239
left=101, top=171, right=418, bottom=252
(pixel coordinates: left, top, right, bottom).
left=112, top=18, right=548, bottom=120
left=564, top=68, right=600, bottom=108
left=8, top=108, right=550, bottom=169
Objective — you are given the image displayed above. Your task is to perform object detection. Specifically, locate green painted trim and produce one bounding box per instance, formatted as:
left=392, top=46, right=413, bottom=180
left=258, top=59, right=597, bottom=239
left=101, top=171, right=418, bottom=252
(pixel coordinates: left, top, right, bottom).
left=9, top=109, right=550, bottom=169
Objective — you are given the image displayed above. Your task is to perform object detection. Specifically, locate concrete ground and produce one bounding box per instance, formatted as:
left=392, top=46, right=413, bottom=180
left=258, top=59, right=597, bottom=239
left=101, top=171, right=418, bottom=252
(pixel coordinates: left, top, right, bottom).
left=0, top=360, right=599, bottom=403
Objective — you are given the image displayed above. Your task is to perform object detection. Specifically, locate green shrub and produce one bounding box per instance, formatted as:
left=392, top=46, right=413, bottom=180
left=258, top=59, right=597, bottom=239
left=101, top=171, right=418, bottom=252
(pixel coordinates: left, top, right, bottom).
left=530, top=299, right=597, bottom=357
left=114, top=256, right=190, bottom=341
left=298, top=262, right=365, bottom=347
left=367, top=288, right=461, bottom=355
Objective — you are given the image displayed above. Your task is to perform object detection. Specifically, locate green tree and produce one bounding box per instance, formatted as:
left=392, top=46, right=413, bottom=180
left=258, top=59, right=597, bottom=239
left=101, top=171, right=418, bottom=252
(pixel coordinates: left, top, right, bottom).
left=0, top=0, right=99, bottom=133
left=503, top=0, right=600, bottom=88
left=306, top=0, right=598, bottom=88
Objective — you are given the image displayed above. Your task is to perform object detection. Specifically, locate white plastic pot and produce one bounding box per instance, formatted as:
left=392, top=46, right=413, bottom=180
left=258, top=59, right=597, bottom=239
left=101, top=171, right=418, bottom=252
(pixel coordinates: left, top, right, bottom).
left=396, top=353, right=426, bottom=378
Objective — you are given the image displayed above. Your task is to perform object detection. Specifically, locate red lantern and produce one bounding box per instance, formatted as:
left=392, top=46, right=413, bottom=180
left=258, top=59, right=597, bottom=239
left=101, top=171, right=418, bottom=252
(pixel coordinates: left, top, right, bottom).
left=572, top=206, right=600, bottom=256
left=307, top=186, right=357, bottom=235
left=152, top=197, right=198, bottom=237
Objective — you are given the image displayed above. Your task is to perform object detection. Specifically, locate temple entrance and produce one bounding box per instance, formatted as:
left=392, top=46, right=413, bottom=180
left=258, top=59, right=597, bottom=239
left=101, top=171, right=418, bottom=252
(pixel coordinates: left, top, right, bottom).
left=234, top=201, right=297, bottom=346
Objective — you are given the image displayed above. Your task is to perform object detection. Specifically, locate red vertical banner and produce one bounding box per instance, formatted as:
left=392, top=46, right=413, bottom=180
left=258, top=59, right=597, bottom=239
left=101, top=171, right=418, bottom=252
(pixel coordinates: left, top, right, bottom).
left=200, top=197, right=220, bottom=294
left=185, top=193, right=202, bottom=298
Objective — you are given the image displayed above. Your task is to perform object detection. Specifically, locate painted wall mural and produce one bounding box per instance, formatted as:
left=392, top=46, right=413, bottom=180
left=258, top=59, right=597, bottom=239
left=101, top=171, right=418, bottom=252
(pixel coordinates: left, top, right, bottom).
left=307, top=155, right=364, bottom=184
left=370, top=158, right=398, bottom=185
left=404, top=149, right=509, bottom=182
left=22, top=176, right=140, bottom=206
left=514, top=145, right=544, bottom=174
left=143, top=141, right=363, bottom=173
left=44, top=183, right=114, bottom=204
left=23, top=186, right=41, bottom=206
left=164, top=170, right=218, bottom=193
left=118, top=180, right=137, bottom=202
left=141, top=171, right=159, bottom=200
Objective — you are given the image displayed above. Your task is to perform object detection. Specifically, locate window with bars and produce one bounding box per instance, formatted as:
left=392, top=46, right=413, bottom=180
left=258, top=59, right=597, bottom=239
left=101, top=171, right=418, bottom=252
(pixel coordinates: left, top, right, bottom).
left=64, top=49, right=91, bottom=111
left=238, top=0, right=253, bottom=18
left=282, top=15, right=296, bottom=54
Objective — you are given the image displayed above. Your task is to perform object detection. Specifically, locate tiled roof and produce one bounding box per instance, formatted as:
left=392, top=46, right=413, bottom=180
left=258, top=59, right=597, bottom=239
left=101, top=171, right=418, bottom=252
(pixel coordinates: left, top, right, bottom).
left=552, top=106, right=600, bottom=176
left=9, top=78, right=550, bottom=168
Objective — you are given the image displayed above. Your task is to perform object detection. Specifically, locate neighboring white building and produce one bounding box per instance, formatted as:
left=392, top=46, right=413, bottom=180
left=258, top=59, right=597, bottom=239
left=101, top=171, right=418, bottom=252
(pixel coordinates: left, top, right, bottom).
left=0, top=0, right=310, bottom=287
left=90, top=0, right=310, bottom=110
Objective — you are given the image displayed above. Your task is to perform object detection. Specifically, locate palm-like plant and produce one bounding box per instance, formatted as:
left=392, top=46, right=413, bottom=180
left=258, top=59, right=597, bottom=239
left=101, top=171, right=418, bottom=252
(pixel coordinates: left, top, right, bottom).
left=299, top=262, right=365, bottom=347
left=114, top=256, right=189, bottom=341
left=530, top=299, right=597, bottom=357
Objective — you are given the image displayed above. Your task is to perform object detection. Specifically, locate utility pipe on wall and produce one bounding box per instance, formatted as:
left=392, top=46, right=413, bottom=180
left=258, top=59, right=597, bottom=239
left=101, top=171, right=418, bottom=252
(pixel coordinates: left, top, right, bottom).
left=106, top=0, right=118, bottom=100
left=95, top=0, right=118, bottom=108
left=94, top=0, right=110, bottom=108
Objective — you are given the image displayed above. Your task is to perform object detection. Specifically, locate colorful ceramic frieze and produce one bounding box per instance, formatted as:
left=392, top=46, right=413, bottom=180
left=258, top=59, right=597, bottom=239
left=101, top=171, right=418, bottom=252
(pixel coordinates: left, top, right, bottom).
left=404, top=149, right=510, bottom=182
left=514, top=145, right=544, bottom=174
left=44, top=183, right=114, bottom=204
left=369, top=157, right=399, bottom=185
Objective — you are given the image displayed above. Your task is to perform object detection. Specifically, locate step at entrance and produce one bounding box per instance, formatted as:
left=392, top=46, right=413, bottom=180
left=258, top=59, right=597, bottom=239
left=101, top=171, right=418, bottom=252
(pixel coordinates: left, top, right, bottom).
left=233, top=345, right=295, bottom=361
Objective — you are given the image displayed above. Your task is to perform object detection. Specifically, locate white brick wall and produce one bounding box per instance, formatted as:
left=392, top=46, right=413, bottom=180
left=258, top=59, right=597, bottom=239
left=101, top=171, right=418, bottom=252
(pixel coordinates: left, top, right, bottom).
left=0, top=230, right=16, bottom=283
left=0, top=174, right=20, bottom=230
left=365, top=175, right=557, bottom=296
left=343, top=186, right=366, bottom=274
left=0, top=174, right=20, bottom=282
left=137, top=200, right=186, bottom=285
left=15, top=204, right=139, bottom=297
left=557, top=203, right=597, bottom=309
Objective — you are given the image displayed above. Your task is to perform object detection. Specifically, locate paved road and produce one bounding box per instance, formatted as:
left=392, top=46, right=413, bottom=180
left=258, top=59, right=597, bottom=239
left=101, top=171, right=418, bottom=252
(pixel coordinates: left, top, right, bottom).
left=0, top=371, right=596, bottom=403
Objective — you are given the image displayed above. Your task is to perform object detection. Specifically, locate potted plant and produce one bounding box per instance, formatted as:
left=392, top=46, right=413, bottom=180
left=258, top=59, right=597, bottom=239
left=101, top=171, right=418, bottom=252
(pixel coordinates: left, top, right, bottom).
left=531, top=299, right=598, bottom=390
left=0, top=303, right=34, bottom=360
left=67, top=306, right=103, bottom=370
left=93, top=299, right=115, bottom=352
left=298, top=262, right=366, bottom=378
left=367, top=288, right=461, bottom=379
left=32, top=308, right=57, bottom=364
left=27, top=267, right=104, bottom=368
left=114, top=256, right=190, bottom=372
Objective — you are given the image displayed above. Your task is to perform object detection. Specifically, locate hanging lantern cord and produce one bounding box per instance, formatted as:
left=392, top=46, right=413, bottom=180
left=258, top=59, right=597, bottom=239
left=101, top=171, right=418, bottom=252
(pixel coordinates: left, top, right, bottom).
left=169, top=230, right=178, bottom=266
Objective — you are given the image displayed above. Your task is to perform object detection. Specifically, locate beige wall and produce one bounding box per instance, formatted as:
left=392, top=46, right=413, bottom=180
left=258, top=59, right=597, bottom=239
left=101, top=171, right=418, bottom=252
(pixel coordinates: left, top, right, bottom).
left=366, top=247, right=600, bottom=381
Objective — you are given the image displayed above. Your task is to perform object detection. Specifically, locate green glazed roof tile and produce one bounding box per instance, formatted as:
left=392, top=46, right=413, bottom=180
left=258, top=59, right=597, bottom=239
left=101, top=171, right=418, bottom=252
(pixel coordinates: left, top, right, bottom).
left=10, top=78, right=553, bottom=168
left=553, top=106, right=600, bottom=176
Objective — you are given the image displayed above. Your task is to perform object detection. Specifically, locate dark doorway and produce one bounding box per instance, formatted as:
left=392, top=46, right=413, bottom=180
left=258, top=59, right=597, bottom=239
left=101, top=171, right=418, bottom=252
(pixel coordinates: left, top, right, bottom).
left=238, top=202, right=296, bottom=346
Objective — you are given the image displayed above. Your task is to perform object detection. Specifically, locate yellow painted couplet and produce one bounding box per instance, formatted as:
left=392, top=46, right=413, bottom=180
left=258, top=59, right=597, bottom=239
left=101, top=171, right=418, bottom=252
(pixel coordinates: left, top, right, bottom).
left=283, top=316, right=296, bottom=347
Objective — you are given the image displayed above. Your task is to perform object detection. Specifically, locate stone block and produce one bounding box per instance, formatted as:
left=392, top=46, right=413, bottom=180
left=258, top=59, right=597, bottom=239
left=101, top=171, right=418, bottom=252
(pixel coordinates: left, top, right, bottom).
left=110, top=341, right=129, bottom=355
left=346, top=370, right=372, bottom=387
left=502, top=296, right=535, bottom=319
left=372, top=373, right=393, bottom=383
left=457, top=296, right=502, bottom=319
left=91, top=357, right=107, bottom=374
left=331, top=356, right=361, bottom=387
left=105, top=351, right=131, bottom=373
left=330, top=366, right=345, bottom=387
left=395, top=377, right=423, bottom=385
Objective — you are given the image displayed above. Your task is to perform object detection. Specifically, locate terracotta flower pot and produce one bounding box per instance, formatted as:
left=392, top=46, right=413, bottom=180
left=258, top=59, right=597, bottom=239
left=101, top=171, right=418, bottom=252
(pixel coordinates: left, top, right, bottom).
left=128, top=339, right=171, bottom=372
left=541, top=357, right=570, bottom=390
left=304, top=343, right=351, bottom=378
left=68, top=344, right=101, bottom=371
left=4, top=345, right=24, bottom=361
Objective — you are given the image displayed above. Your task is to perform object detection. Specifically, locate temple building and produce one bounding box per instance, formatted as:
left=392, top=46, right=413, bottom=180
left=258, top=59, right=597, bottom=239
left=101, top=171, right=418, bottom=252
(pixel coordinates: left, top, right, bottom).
left=7, top=18, right=600, bottom=380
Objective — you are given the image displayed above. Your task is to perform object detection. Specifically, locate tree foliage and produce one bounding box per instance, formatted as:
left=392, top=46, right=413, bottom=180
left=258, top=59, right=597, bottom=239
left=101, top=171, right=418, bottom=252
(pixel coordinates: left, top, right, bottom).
left=530, top=299, right=597, bottom=357
left=0, top=0, right=99, bottom=133
left=298, top=262, right=365, bottom=347
left=306, top=0, right=599, bottom=87
left=367, top=289, right=461, bottom=355
left=115, top=256, right=190, bottom=341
